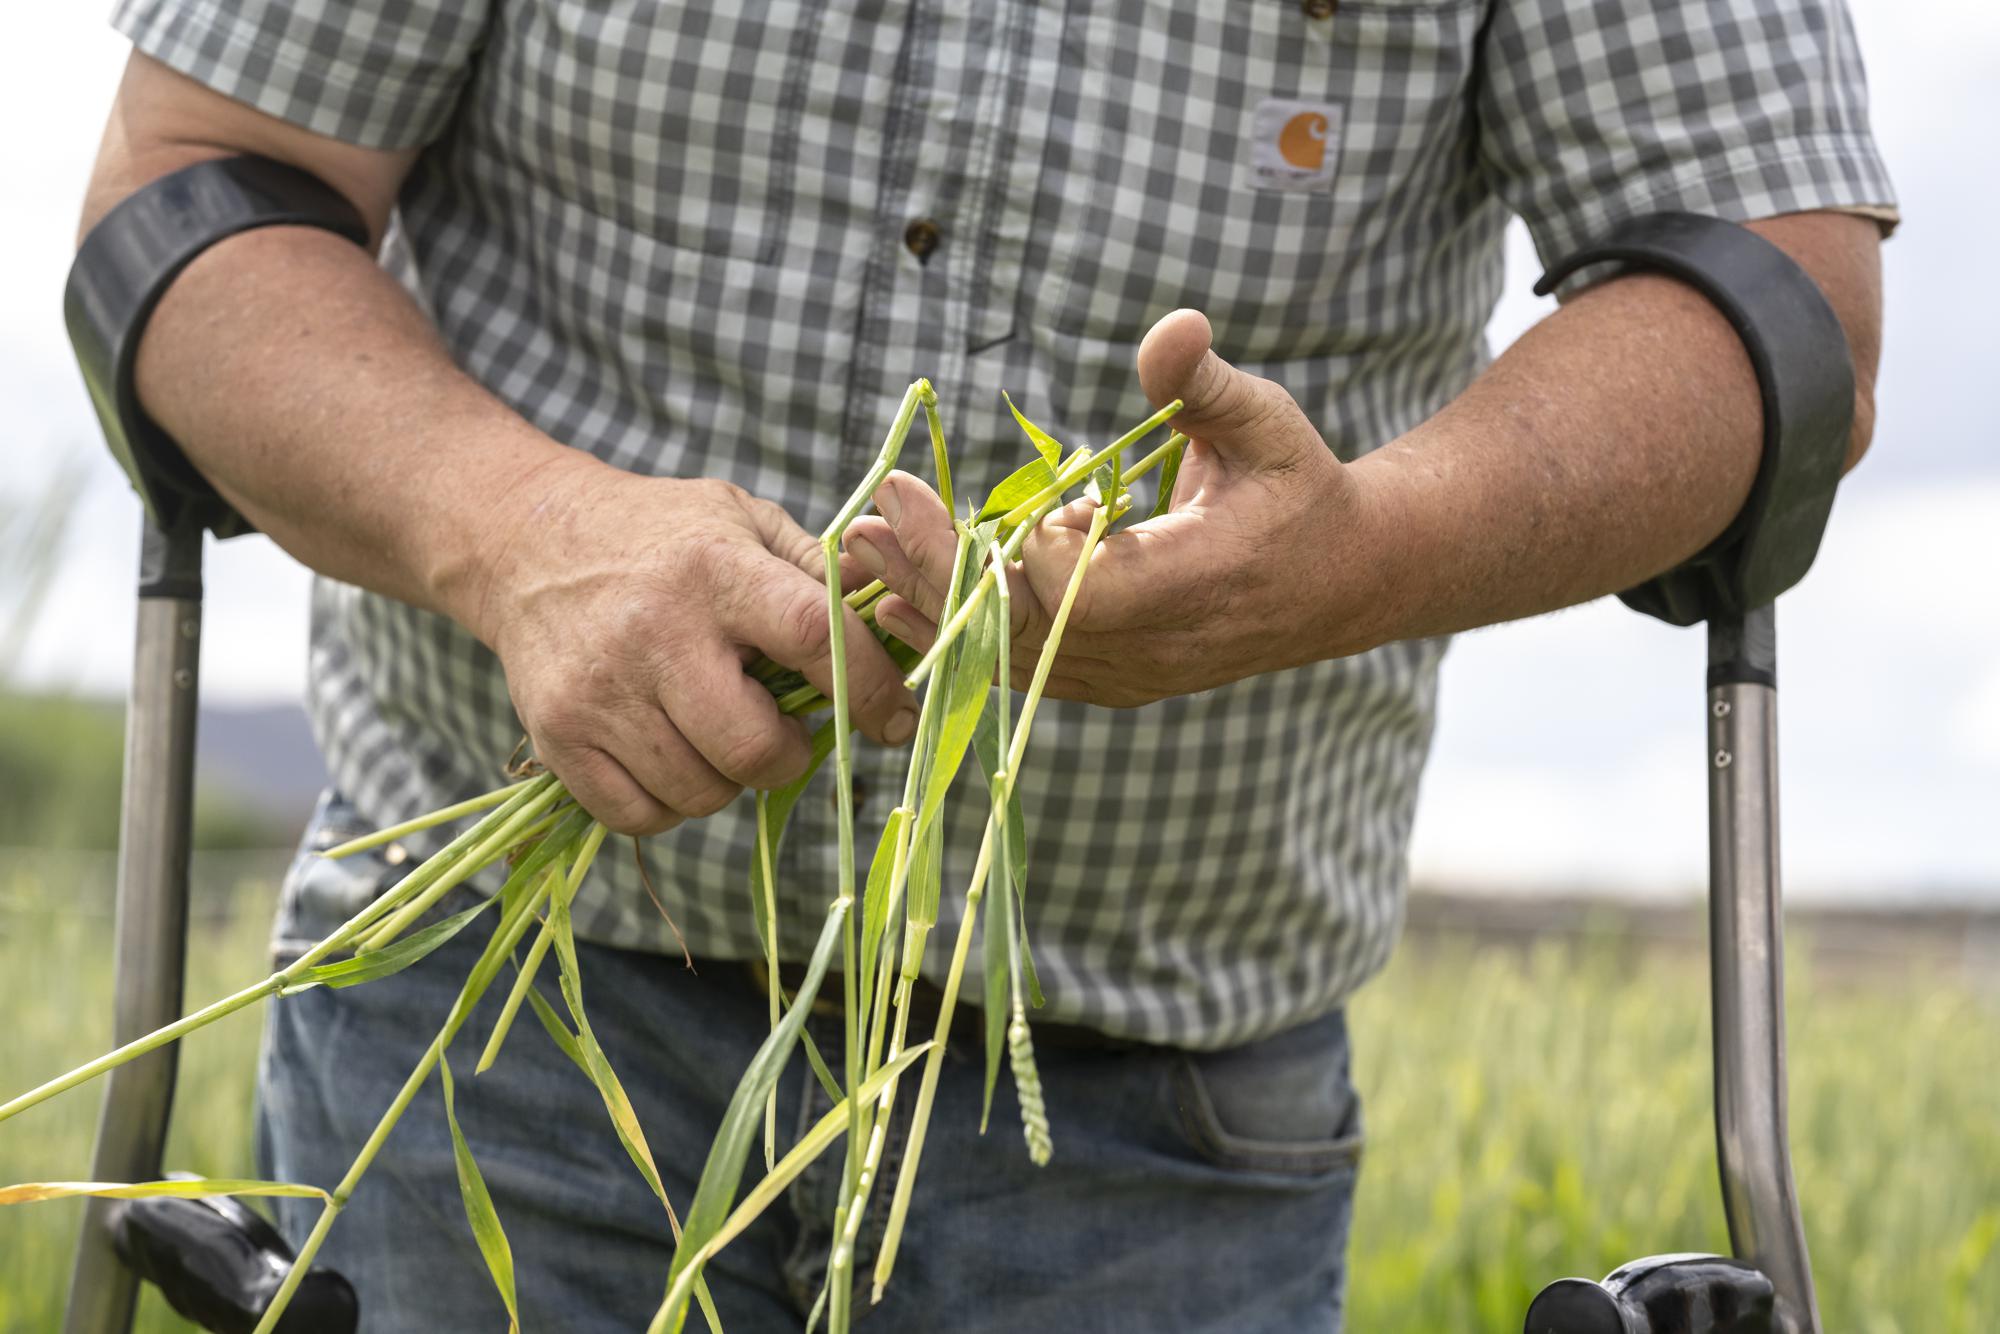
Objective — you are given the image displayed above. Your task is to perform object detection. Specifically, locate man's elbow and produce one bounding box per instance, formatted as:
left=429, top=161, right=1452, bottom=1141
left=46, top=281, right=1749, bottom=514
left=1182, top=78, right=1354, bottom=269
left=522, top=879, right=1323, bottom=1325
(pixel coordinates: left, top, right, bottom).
left=77, top=51, right=415, bottom=253
left=1845, top=377, right=1877, bottom=473
left=1744, top=210, right=1885, bottom=475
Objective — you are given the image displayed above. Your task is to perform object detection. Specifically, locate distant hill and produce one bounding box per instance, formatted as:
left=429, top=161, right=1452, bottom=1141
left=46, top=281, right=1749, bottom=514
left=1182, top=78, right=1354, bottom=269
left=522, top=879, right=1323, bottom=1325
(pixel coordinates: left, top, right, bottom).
left=196, top=701, right=326, bottom=834
left=0, top=689, right=323, bottom=849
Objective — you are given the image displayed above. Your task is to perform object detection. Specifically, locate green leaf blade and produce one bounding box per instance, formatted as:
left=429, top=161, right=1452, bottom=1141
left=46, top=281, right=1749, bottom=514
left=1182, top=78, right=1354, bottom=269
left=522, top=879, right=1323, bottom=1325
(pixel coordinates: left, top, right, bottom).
left=976, top=456, right=1059, bottom=524
left=0, top=1177, right=331, bottom=1207
left=549, top=886, right=672, bottom=1213
left=659, top=905, right=850, bottom=1334
left=980, top=832, right=1012, bottom=1131
left=857, top=807, right=910, bottom=1034
left=913, top=537, right=1004, bottom=846
left=524, top=984, right=590, bottom=1076
left=749, top=721, right=839, bottom=948
left=279, top=893, right=499, bottom=995
left=440, top=1056, right=519, bottom=1331
left=1149, top=434, right=1186, bottom=519
left=1002, top=391, right=1065, bottom=467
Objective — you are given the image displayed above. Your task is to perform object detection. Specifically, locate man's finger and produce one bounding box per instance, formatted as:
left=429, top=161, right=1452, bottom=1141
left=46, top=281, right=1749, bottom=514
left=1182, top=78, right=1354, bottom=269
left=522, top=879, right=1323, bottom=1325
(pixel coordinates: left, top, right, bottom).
left=657, top=642, right=814, bottom=790
left=539, top=740, right=682, bottom=837
left=844, top=517, right=948, bottom=620
left=872, top=594, right=936, bottom=654
left=1135, top=308, right=1323, bottom=475
left=1014, top=498, right=1210, bottom=634
left=855, top=472, right=960, bottom=609
left=736, top=488, right=877, bottom=593
left=738, top=490, right=825, bottom=574
left=603, top=707, right=742, bottom=819
left=726, top=556, right=919, bottom=746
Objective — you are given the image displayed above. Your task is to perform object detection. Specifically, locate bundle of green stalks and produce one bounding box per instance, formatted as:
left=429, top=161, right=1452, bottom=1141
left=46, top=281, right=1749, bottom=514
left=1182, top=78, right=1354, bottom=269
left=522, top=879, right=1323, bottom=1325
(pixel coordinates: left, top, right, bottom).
left=0, top=380, right=1184, bottom=1333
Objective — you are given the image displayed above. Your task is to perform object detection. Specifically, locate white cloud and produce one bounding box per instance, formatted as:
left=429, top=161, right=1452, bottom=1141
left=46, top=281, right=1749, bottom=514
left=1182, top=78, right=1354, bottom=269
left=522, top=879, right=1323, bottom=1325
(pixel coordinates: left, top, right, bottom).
left=1413, top=481, right=2000, bottom=900
left=1952, top=669, right=2000, bottom=768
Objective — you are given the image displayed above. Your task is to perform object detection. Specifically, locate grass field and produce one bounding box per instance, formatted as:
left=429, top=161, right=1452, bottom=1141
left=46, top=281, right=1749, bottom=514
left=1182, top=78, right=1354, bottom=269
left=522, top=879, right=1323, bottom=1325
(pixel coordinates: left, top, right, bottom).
left=1, top=865, right=1994, bottom=1332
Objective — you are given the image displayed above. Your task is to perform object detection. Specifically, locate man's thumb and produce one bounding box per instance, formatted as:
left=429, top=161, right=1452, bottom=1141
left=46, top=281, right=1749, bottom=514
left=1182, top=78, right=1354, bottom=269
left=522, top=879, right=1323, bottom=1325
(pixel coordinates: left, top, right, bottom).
left=1136, top=308, right=1318, bottom=471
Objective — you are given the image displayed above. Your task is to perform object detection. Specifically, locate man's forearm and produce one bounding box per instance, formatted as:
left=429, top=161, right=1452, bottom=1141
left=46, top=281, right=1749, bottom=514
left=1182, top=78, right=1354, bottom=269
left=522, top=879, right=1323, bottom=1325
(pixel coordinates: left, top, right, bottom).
left=1348, top=211, right=1882, bottom=649
left=128, top=222, right=586, bottom=637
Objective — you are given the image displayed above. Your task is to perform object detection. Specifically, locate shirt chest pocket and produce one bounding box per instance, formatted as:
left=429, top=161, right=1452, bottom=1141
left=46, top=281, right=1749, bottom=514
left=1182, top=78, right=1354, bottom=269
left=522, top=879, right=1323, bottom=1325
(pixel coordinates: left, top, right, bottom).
left=490, top=0, right=822, bottom=264
left=1028, top=0, right=1486, bottom=360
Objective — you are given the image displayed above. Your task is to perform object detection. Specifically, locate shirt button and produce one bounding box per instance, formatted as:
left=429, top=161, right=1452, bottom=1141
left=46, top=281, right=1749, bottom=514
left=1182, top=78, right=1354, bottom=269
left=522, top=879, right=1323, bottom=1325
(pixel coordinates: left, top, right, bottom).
left=1301, top=0, right=1337, bottom=17
left=903, top=218, right=941, bottom=263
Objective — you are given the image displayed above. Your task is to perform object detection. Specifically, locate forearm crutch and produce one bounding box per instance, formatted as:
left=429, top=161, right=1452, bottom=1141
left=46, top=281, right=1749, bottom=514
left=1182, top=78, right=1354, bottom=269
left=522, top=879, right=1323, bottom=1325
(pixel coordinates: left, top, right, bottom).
left=1523, top=212, right=1856, bottom=1334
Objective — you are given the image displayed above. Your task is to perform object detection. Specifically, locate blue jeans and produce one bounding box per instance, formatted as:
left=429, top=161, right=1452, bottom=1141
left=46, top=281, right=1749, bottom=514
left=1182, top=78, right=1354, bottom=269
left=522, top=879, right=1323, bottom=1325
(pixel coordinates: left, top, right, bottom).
left=257, top=796, right=1363, bottom=1332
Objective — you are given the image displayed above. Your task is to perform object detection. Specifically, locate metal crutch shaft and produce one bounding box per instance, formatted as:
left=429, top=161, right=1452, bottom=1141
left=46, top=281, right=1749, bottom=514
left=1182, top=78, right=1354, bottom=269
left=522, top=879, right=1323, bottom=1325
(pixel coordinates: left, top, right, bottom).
left=1705, top=604, right=1819, bottom=1334
left=64, top=515, right=203, bottom=1334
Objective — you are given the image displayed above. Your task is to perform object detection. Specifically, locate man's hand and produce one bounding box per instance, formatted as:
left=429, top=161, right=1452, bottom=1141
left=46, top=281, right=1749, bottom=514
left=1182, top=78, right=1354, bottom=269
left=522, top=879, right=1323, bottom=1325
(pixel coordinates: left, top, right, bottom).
left=848, top=213, right=1879, bottom=708
left=843, top=310, right=1387, bottom=707
left=459, top=460, right=919, bottom=835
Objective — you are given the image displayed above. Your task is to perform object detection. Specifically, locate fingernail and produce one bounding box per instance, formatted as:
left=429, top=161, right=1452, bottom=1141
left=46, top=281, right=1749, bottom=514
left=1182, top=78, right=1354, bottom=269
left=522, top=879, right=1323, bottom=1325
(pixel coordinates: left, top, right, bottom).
left=878, top=607, right=912, bottom=639
left=849, top=534, right=886, bottom=577
left=875, top=482, right=902, bottom=526
left=885, top=708, right=918, bottom=745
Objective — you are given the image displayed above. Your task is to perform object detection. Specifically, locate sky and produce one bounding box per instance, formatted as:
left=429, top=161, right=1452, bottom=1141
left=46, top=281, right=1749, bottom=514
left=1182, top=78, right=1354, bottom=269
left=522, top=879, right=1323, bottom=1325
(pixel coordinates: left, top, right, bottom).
left=1, top=5, right=1994, bottom=902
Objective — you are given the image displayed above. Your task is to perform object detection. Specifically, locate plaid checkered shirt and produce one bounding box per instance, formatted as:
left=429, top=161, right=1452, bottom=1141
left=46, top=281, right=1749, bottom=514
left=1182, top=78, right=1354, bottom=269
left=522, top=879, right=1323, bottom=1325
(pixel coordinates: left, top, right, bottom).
left=114, top=0, right=1893, bottom=1047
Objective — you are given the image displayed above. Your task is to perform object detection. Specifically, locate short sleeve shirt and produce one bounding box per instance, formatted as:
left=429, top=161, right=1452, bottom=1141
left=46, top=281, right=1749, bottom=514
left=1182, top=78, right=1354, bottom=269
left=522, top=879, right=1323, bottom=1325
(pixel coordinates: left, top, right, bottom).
left=113, top=0, right=1895, bottom=1048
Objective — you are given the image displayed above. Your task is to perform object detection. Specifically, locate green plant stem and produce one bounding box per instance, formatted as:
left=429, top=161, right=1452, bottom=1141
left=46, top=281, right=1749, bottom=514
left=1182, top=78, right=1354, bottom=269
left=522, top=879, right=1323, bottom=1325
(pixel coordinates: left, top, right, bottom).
left=820, top=380, right=927, bottom=544
left=359, top=776, right=564, bottom=951
left=836, top=548, right=1013, bottom=1278
left=808, top=382, right=925, bottom=1332
left=320, top=781, right=529, bottom=860
left=758, top=791, right=782, bottom=1172
left=850, top=529, right=972, bottom=1167
left=904, top=440, right=1121, bottom=693
left=823, top=534, right=866, bottom=1334
left=252, top=1009, right=456, bottom=1333
left=860, top=814, right=912, bottom=1077
left=648, top=1043, right=932, bottom=1333
left=473, top=825, right=610, bottom=1074
left=871, top=504, right=1111, bottom=1300
left=902, top=496, right=1057, bottom=692
left=994, top=399, right=1180, bottom=530
left=869, top=816, right=994, bottom=1303
left=0, top=975, right=276, bottom=1125
left=921, top=381, right=954, bottom=517
left=1123, top=431, right=1189, bottom=488
left=0, top=790, right=555, bottom=1126
left=330, top=773, right=560, bottom=944
left=254, top=848, right=588, bottom=1333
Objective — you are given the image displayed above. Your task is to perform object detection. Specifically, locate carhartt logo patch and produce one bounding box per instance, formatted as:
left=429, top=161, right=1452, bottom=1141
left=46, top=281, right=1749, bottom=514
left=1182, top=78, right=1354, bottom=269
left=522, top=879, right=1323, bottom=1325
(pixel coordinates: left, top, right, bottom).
left=1249, top=98, right=1342, bottom=191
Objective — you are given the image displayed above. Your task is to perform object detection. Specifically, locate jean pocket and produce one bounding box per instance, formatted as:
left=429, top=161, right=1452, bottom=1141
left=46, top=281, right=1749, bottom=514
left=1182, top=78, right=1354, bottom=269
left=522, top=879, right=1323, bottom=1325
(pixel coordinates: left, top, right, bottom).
left=269, top=791, right=409, bottom=966
left=1171, top=1010, right=1364, bottom=1178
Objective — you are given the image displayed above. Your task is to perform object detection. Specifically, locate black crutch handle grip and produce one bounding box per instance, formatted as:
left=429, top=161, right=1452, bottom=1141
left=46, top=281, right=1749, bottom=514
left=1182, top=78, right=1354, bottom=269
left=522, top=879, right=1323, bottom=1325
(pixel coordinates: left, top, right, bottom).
left=1525, top=1253, right=1781, bottom=1334
left=109, top=1192, right=357, bottom=1334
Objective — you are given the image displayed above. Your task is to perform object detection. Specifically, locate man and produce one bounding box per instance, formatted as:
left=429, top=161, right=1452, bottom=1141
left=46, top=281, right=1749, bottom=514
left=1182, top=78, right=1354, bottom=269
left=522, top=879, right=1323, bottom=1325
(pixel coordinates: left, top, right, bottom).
left=83, top=0, right=1892, bottom=1329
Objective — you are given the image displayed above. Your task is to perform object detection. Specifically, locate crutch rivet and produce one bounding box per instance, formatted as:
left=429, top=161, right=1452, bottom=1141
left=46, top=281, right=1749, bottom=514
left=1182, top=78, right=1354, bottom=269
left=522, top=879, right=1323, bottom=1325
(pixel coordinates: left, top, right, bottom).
left=172, top=668, right=193, bottom=689
left=1712, top=700, right=1731, bottom=718
left=180, top=617, right=198, bottom=639
left=1714, top=749, right=1733, bottom=768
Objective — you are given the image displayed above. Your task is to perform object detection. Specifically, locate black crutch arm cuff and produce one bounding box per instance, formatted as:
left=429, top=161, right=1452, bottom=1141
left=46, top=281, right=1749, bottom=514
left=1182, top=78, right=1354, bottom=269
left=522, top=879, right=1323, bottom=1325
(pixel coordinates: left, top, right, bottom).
left=65, top=155, right=370, bottom=540
left=1535, top=211, right=1855, bottom=626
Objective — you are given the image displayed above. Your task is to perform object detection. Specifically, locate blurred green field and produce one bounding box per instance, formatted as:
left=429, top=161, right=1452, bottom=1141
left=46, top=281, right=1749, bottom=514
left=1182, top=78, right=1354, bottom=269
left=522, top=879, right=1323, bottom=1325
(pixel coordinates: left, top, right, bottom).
left=1, top=867, right=1994, bottom=1332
